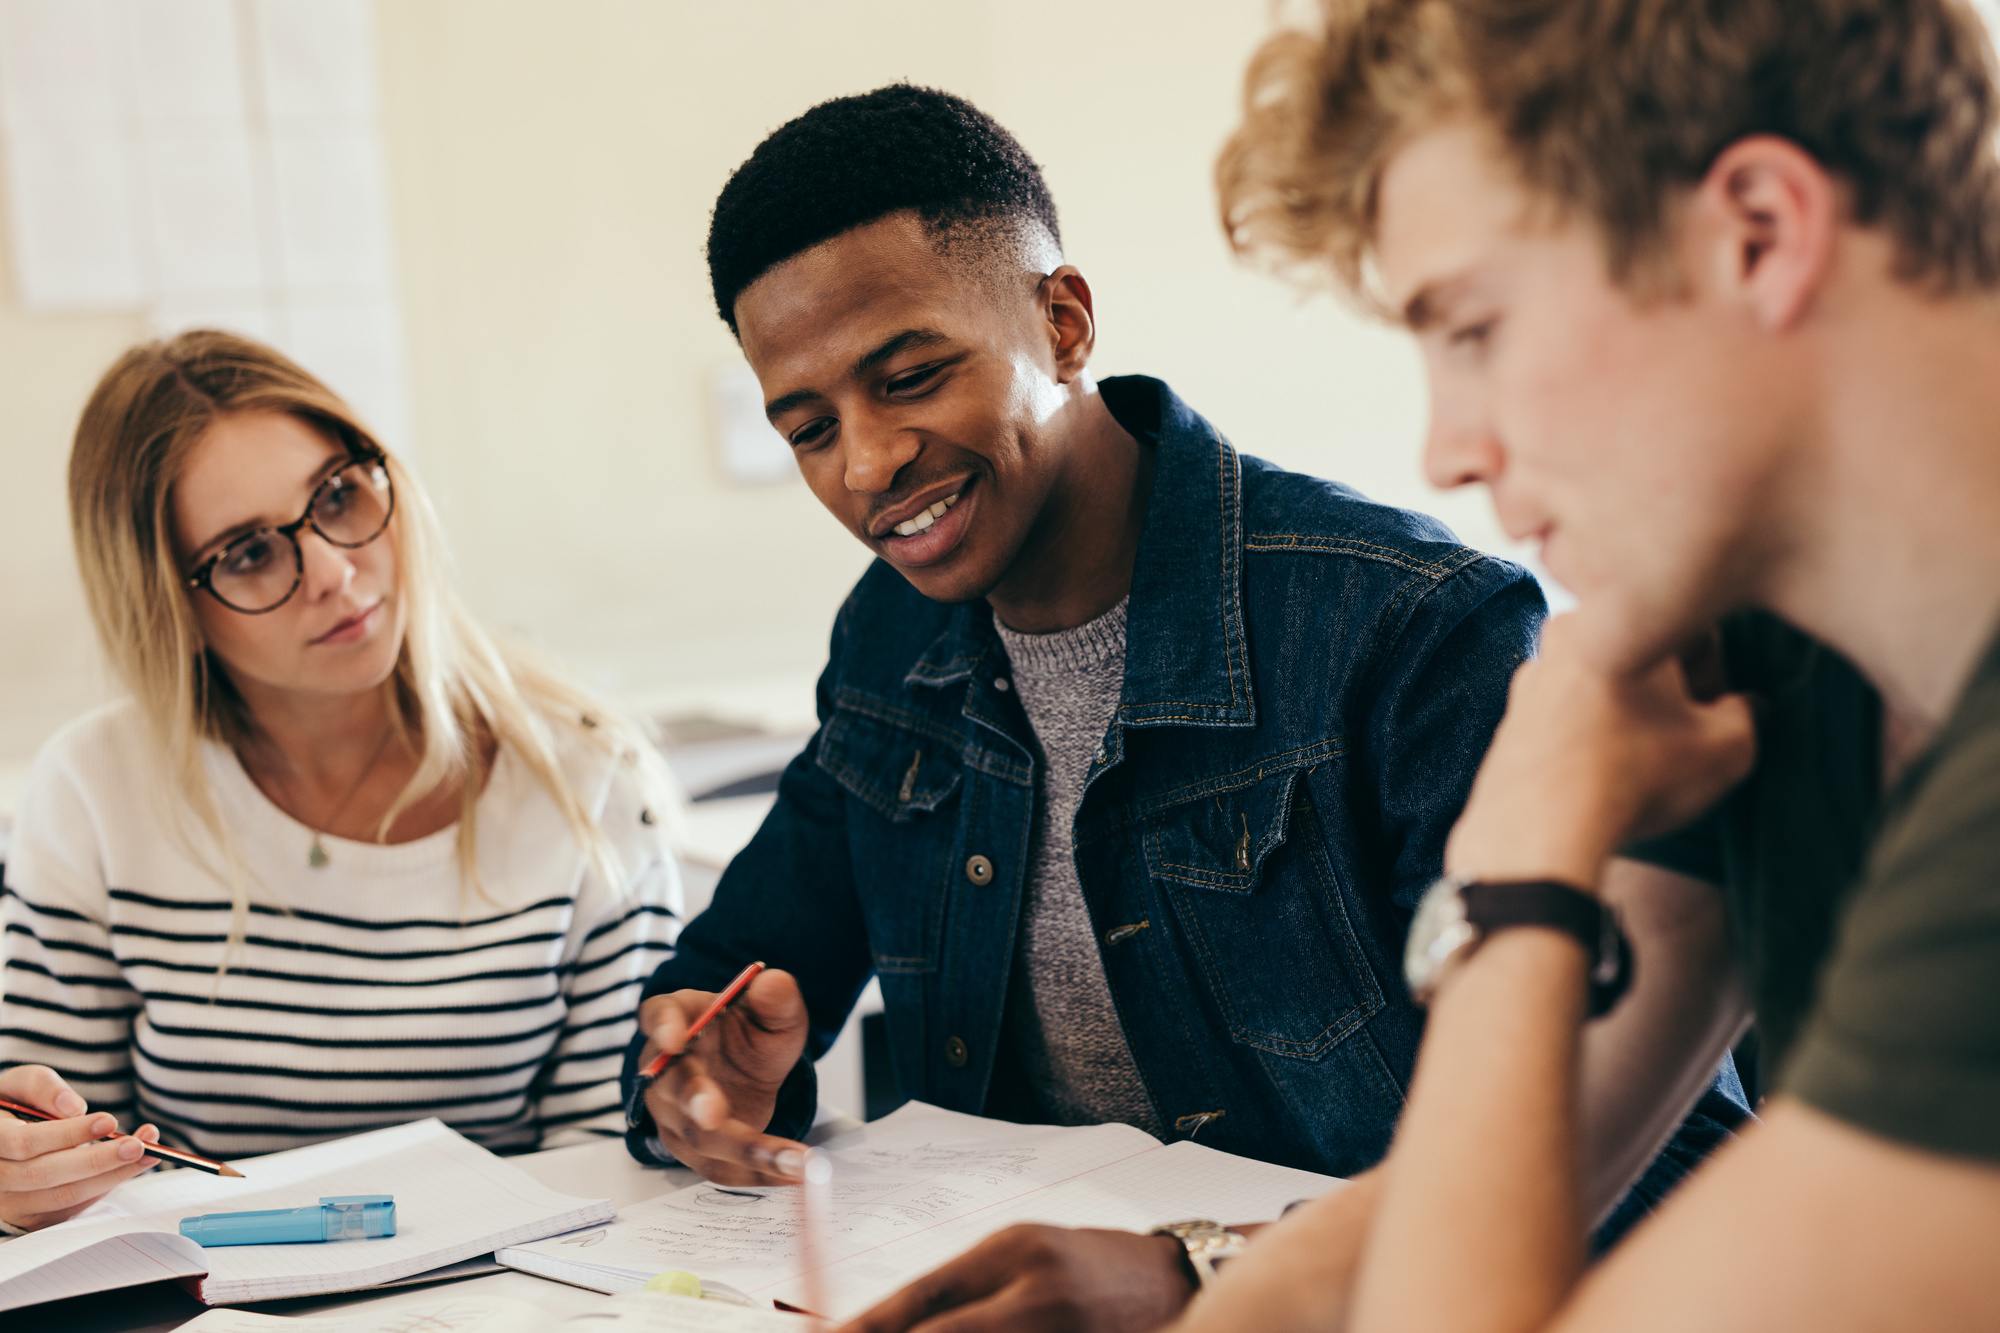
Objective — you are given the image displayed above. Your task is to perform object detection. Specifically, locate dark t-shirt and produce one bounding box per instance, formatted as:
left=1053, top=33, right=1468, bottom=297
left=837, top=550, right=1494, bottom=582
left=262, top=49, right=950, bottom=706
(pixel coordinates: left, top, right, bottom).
left=1632, top=613, right=2000, bottom=1161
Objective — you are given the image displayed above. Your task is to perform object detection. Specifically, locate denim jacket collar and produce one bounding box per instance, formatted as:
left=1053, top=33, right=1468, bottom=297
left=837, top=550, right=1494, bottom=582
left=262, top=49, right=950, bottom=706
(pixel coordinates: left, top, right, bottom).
left=904, top=376, right=1254, bottom=733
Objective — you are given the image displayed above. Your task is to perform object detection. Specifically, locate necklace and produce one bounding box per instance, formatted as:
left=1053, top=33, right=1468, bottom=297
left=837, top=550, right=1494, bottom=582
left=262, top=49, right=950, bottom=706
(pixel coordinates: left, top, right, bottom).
left=296, top=728, right=398, bottom=870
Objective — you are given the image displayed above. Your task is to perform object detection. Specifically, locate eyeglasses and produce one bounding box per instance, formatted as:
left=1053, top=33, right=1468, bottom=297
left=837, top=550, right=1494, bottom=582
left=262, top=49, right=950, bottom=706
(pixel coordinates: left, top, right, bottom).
left=184, top=453, right=397, bottom=615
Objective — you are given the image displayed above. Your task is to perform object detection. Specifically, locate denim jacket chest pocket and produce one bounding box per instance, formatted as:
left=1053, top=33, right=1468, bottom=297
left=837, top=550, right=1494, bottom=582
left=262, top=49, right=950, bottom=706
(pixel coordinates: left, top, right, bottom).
left=1143, top=761, right=1385, bottom=1059
left=814, top=703, right=965, bottom=974
left=817, top=707, right=963, bottom=820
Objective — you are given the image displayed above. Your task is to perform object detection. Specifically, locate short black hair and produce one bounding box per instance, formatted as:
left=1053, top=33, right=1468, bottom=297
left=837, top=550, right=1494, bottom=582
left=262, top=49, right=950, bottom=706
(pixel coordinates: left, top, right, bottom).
left=707, top=83, right=1062, bottom=335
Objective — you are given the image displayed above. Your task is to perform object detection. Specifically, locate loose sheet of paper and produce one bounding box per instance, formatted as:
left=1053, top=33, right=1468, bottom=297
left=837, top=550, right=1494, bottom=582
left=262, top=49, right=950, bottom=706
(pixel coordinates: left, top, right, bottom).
left=501, top=1103, right=1343, bottom=1319
left=808, top=1136, right=1339, bottom=1315
left=502, top=1105, right=1156, bottom=1300
left=0, top=1119, right=612, bottom=1312
left=179, top=1288, right=809, bottom=1332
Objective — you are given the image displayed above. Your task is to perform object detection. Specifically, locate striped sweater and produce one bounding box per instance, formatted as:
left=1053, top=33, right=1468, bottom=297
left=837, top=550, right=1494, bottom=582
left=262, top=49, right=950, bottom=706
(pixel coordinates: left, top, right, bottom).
left=0, top=701, right=679, bottom=1160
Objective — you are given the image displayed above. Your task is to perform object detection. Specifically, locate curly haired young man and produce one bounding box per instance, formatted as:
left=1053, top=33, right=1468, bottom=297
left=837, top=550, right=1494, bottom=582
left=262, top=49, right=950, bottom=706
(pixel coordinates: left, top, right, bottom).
left=1178, top=3, right=2000, bottom=1329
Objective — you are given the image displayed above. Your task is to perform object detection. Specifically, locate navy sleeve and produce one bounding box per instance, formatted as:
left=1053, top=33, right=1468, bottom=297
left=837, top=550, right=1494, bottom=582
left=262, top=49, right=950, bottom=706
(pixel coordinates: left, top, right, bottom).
left=1365, top=555, right=1548, bottom=913
left=623, top=608, right=876, bottom=1164
left=1623, top=816, right=1729, bottom=887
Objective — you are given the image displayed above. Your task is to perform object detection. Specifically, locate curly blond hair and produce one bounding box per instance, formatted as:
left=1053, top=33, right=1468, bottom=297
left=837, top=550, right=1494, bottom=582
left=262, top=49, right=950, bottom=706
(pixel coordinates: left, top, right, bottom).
left=1218, top=0, right=2000, bottom=312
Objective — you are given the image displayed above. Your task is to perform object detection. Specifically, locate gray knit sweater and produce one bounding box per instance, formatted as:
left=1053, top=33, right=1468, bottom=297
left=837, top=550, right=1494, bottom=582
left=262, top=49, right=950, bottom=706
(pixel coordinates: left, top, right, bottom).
left=990, top=597, right=1162, bottom=1136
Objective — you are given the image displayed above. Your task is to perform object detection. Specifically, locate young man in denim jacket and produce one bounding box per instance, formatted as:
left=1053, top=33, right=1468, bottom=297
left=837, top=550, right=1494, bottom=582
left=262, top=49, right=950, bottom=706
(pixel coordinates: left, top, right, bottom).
left=624, top=85, right=1746, bottom=1331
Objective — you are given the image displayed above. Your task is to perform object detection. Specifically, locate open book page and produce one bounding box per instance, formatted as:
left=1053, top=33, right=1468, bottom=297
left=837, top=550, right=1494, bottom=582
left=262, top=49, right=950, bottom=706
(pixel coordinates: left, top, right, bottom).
left=0, top=1228, right=206, bottom=1312
left=179, top=1288, right=810, bottom=1331
left=500, top=1103, right=1344, bottom=1320
left=0, top=1119, right=612, bottom=1312
left=500, top=1103, right=1160, bottom=1299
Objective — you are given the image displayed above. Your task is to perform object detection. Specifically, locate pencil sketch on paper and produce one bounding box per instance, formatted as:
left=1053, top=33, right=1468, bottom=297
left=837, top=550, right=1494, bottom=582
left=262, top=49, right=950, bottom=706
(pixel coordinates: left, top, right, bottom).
left=693, top=1189, right=767, bottom=1209
left=371, top=1302, right=499, bottom=1333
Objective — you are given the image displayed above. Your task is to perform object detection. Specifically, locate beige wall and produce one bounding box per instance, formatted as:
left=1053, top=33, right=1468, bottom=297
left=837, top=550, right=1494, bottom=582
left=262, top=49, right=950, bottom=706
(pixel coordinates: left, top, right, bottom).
left=0, top=0, right=1517, bottom=774
left=0, top=201, right=146, bottom=766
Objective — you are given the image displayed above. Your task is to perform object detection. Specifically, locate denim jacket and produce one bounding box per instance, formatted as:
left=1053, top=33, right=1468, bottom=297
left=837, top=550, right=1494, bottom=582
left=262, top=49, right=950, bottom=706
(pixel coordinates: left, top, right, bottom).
left=628, top=377, right=1744, bottom=1228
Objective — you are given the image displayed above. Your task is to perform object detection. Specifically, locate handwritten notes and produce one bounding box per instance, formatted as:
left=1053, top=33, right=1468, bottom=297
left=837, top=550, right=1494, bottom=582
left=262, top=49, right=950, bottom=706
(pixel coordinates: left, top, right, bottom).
left=500, top=1102, right=1343, bottom=1320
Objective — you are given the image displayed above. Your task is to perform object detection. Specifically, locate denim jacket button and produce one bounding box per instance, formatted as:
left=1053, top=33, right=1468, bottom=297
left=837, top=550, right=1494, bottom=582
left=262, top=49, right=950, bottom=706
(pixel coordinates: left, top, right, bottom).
left=944, top=1036, right=970, bottom=1068
left=1093, top=745, right=1109, bottom=765
left=994, top=677, right=1011, bottom=692
left=965, top=854, right=994, bottom=886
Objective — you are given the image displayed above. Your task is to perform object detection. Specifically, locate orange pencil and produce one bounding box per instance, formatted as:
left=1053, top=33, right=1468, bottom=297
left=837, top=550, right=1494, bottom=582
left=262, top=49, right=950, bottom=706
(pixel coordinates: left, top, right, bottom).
left=625, top=960, right=766, bottom=1128
left=0, top=1095, right=243, bottom=1178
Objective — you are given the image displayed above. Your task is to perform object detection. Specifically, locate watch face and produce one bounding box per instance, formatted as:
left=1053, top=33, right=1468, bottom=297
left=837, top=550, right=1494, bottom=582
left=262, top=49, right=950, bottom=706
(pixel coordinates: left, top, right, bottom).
left=1155, top=1220, right=1249, bottom=1287
left=1404, top=877, right=1476, bottom=1001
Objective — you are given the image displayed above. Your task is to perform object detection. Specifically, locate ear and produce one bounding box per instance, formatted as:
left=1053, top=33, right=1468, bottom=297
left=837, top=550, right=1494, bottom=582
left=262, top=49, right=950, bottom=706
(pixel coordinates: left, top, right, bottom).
left=1038, top=265, right=1097, bottom=382
left=1688, top=135, right=1838, bottom=331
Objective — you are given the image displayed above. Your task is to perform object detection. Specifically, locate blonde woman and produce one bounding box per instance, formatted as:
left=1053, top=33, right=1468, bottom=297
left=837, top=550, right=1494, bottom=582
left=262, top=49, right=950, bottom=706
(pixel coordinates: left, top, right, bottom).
left=0, top=331, right=679, bottom=1233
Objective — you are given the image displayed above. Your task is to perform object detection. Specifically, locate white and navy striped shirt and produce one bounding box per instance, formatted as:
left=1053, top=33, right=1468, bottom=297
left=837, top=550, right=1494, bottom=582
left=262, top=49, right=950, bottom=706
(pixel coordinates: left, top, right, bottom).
left=0, top=701, right=678, bottom=1160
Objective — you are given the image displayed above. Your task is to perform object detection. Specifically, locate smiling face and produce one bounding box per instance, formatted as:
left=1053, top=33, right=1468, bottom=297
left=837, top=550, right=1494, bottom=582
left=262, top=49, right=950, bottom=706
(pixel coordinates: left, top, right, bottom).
left=173, top=410, right=405, bottom=705
left=733, top=211, right=1082, bottom=605
left=1375, top=121, right=1810, bottom=673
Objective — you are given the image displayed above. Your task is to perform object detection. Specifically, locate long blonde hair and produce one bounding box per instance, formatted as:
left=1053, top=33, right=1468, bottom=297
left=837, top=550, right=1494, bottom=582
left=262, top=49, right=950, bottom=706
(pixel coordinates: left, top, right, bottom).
left=68, top=330, right=671, bottom=944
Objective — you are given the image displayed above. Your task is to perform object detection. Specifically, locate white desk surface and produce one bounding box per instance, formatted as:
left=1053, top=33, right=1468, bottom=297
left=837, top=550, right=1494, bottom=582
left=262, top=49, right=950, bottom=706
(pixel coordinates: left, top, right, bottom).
left=30, top=1119, right=857, bottom=1333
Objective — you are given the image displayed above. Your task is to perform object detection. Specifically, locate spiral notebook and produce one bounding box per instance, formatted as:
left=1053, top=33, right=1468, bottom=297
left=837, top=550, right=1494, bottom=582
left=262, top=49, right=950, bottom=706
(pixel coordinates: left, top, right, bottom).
left=0, top=1118, right=613, bottom=1313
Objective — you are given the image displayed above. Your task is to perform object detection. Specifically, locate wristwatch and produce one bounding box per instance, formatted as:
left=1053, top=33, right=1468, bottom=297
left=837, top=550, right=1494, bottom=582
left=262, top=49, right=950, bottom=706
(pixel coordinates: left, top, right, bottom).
left=1404, top=876, right=1633, bottom=1017
left=1152, top=1218, right=1248, bottom=1287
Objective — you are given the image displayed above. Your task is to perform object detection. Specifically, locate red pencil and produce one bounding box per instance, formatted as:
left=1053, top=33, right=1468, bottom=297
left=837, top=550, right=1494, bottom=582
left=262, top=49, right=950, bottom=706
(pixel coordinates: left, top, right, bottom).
left=638, top=960, right=767, bottom=1081
left=0, top=1096, right=244, bottom=1177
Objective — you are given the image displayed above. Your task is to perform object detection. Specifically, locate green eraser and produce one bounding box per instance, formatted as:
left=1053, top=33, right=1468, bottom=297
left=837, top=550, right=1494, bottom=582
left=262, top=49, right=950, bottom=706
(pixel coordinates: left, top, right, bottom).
left=645, top=1269, right=706, bottom=1299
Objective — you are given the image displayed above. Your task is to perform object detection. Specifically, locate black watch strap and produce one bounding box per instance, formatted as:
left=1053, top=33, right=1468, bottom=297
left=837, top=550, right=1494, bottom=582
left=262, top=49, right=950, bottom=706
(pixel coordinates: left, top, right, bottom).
left=1461, top=880, right=1633, bottom=1017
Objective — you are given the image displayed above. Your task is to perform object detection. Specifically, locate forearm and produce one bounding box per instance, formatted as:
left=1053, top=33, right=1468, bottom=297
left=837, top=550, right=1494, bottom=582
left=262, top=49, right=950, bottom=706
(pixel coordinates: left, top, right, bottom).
left=1173, top=1171, right=1383, bottom=1333
left=1574, top=860, right=1749, bottom=1217
left=1351, top=931, right=1590, bottom=1333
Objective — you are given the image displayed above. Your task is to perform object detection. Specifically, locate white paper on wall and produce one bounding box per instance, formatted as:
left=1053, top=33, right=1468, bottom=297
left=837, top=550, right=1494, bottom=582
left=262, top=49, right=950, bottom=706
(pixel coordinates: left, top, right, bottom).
left=0, top=0, right=124, bottom=129
left=118, top=0, right=249, bottom=124
left=267, top=122, right=394, bottom=293
left=249, top=0, right=378, bottom=122
left=2, top=121, right=147, bottom=309
left=711, top=361, right=795, bottom=486
left=1, top=0, right=408, bottom=443
left=138, top=127, right=267, bottom=297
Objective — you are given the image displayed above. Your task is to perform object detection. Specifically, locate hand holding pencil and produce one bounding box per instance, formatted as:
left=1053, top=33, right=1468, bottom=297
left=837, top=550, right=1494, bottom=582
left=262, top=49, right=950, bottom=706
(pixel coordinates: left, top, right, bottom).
left=634, top=962, right=814, bottom=1187
left=0, top=1064, right=168, bottom=1232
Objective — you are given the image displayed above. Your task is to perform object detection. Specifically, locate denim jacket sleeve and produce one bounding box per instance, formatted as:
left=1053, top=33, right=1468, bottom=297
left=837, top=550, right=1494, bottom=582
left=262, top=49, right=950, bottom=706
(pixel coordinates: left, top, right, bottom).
left=1359, top=561, right=1752, bottom=1248
left=622, top=606, right=878, bottom=1165
left=1364, top=556, right=1547, bottom=913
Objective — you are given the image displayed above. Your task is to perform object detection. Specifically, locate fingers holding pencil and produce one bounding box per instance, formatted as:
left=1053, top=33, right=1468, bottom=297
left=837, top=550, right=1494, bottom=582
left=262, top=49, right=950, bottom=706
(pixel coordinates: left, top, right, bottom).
left=2, top=1122, right=164, bottom=1231
left=0, top=1065, right=164, bottom=1232
left=1, top=1064, right=86, bottom=1119
left=637, top=967, right=812, bottom=1186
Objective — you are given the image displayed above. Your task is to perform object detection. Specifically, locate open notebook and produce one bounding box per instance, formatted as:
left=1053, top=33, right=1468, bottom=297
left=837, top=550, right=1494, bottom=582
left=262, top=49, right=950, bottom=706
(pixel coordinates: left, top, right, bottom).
left=0, top=1118, right=612, bottom=1313
left=499, top=1102, right=1346, bottom=1320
